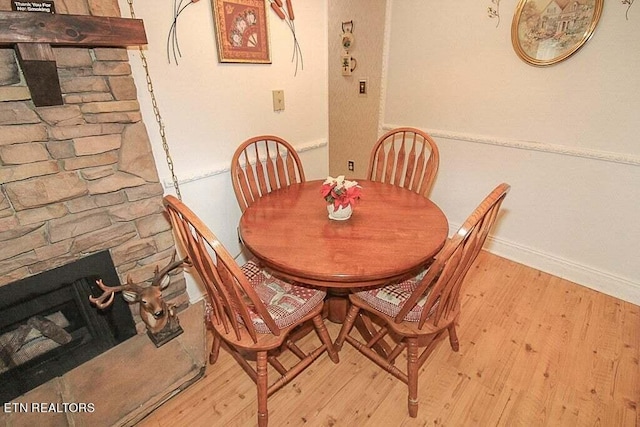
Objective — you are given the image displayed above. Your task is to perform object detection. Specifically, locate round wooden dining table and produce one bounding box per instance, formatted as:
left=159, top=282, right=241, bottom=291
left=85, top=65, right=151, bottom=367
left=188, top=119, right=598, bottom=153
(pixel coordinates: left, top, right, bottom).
left=238, top=179, right=449, bottom=293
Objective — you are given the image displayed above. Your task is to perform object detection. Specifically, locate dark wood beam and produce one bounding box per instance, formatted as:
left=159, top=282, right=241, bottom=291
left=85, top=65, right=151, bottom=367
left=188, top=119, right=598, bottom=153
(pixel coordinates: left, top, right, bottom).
left=0, top=11, right=147, bottom=47
left=0, top=11, right=147, bottom=107
left=15, top=43, right=63, bottom=107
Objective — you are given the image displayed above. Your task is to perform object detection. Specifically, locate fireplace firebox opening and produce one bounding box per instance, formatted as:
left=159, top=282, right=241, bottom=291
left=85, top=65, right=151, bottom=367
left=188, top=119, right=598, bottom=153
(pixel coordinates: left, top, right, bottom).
left=0, top=251, right=136, bottom=404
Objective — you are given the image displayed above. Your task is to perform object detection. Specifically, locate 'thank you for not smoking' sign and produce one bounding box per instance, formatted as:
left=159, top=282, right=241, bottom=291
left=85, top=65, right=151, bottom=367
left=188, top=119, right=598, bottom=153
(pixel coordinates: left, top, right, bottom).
left=11, top=1, right=56, bottom=13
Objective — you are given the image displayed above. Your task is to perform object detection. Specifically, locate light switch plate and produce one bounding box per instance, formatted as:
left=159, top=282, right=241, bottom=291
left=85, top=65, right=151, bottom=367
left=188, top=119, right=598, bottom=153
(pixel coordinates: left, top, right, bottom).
left=358, top=79, right=367, bottom=96
left=272, top=90, right=285, bottom=111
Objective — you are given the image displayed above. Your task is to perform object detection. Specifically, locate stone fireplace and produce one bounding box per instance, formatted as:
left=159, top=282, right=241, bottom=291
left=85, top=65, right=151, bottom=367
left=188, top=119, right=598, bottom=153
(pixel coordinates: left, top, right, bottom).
left=0, top=0, right=195, bottom=411
left=0, top=0, right=188, bottom=322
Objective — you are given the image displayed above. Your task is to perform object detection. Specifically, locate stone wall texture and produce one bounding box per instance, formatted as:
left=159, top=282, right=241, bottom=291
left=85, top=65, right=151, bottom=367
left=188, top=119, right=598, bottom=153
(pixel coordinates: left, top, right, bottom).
left=0, top=0, right=189, bottom=330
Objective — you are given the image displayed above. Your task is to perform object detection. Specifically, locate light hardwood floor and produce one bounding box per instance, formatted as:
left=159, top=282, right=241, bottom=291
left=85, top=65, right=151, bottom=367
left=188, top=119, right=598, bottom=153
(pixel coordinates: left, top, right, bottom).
left=137, top=251, right=640, bottom=426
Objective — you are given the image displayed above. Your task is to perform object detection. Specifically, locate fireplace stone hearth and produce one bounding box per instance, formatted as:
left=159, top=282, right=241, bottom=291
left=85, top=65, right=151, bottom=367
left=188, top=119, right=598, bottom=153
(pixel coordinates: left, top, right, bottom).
left=0, top=302, right=206, bottom=427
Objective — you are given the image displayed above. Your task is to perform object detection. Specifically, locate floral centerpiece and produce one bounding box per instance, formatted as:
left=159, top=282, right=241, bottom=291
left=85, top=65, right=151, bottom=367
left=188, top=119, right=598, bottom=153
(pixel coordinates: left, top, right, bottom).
left=321, top=175, right=362, bottom=220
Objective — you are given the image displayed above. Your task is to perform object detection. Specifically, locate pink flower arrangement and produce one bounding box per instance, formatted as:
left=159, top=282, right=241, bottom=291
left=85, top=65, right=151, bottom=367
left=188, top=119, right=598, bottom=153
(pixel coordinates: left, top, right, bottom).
left=321, top=175, right=362, bottom=209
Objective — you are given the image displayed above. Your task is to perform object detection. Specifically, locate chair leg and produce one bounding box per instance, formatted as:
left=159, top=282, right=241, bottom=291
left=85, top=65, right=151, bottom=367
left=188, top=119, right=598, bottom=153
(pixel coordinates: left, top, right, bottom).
left=334, top=303, right=360, bottom=351
left=407, top=338, right=419, bottom=418
left=209, top=331, right=221, bottom=364
left=312, top=315, right=339, bottom=363
left=448, top=323, right=460, bottom=352
left=256, top=351, right=268, bottom=427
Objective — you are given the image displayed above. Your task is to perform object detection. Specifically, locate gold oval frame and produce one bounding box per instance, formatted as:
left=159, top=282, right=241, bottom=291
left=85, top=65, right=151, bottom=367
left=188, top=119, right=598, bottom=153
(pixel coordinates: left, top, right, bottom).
left=511, top=0, right=603, bottom=67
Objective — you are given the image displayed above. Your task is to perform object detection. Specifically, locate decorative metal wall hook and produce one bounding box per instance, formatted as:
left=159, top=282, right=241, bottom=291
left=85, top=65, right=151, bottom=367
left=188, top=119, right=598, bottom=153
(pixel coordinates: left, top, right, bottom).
left=167, top=0, right=201, bottom=65
left=270, top=0, right=304, bottom=76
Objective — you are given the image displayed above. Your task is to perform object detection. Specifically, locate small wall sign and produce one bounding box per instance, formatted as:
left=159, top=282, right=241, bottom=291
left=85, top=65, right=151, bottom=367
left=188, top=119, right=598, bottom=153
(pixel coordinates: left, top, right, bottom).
left=11, top=1, right=55, bottom=13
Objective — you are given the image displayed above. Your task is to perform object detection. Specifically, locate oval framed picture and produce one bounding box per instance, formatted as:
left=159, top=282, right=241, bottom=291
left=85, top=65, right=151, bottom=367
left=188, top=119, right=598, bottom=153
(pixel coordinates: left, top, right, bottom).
left=511, top=0, right=603, bottom=66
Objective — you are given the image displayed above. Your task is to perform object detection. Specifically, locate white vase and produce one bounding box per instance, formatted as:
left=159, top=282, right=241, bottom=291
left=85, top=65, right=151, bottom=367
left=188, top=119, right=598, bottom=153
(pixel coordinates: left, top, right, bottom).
left=327, top=203, right=353, bottom=220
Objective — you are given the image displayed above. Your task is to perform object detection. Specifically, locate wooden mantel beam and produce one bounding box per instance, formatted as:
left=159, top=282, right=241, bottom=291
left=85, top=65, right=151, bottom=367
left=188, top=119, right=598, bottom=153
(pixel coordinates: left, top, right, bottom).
left=0, top=11, right=147, bottom=47
left=0, top=11, right=147, bottom=107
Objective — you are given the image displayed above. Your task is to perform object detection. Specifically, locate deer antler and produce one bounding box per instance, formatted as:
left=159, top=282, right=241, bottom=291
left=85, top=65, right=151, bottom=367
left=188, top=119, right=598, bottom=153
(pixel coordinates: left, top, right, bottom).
left=151, top=253, right=191, bottom=287
left=89, top=253, right=190, bottom=309
left=89, top=279, right=131, bottom=309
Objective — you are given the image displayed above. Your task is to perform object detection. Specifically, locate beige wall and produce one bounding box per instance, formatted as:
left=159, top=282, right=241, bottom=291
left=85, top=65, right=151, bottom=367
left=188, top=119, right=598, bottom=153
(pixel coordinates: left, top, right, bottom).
left=327, top=0, right=640, bottom=304
left=383, top=1, right=640, bottom=304
left=123, top=0, right=640, bottom=305
left=328, top=0, right=386, bottom=179
left=118, top=0, right=329, bottom=301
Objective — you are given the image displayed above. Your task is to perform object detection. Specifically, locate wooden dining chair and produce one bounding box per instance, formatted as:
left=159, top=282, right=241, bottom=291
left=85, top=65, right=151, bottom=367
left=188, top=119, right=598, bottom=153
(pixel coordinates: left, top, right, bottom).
left=231, top=135, right=306, bottom=213
left=367, top=127, right=440, bottom=198
left=334, top=183, right=510, bottom=418
left=164, top=195, right=338, bottom=427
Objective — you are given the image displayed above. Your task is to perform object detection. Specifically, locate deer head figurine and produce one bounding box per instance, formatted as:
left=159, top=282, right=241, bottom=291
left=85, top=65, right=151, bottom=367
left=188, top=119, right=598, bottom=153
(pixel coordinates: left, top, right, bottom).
left=89, top=253, right=190, bottom=339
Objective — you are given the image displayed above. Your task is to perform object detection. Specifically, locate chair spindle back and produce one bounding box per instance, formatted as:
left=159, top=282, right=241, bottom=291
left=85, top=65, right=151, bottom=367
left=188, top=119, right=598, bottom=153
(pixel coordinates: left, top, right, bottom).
left=397, top=183, right=510, bottom=328
left=232, top=136, right=306, bottom=212
left=164, top=195, right=280, bottom=343
left=367, top=127, right=440, bottom=198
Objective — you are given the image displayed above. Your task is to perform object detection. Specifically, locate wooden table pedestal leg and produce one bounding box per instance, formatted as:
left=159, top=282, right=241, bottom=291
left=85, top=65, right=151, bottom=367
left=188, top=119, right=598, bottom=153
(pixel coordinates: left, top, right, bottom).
left=325, top=288, right=350, bottom=324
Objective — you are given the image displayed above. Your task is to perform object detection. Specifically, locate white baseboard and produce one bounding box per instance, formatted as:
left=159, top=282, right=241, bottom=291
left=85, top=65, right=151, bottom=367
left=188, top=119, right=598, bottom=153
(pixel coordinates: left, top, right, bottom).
left=448, top=223, right=640, bottom=306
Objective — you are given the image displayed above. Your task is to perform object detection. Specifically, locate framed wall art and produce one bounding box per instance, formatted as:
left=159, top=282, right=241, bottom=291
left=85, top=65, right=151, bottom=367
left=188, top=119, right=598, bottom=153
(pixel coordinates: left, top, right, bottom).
left=511, top=0, right=603, bottom=66
left=211, top=0, right=271, bottom=63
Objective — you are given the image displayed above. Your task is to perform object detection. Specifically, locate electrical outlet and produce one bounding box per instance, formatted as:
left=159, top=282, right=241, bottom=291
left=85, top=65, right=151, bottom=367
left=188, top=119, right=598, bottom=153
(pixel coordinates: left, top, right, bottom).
left=272, top=90, right=285, bottom=111
left=348, top=160, right=354, bottom=171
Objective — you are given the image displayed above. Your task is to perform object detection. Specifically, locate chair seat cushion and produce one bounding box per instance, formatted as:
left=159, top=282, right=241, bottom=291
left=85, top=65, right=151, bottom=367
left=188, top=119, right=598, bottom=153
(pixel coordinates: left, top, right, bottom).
left=354, top=269, right=435, bottom=322
left=241, top=260, right=326, bottom=334
left=240, top=258, right=262, bottom=281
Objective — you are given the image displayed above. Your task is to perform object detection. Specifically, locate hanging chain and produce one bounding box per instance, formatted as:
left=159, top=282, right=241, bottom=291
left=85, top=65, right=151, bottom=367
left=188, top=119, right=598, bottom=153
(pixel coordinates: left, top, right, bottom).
left=127, top=0, right=182, bottom=200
